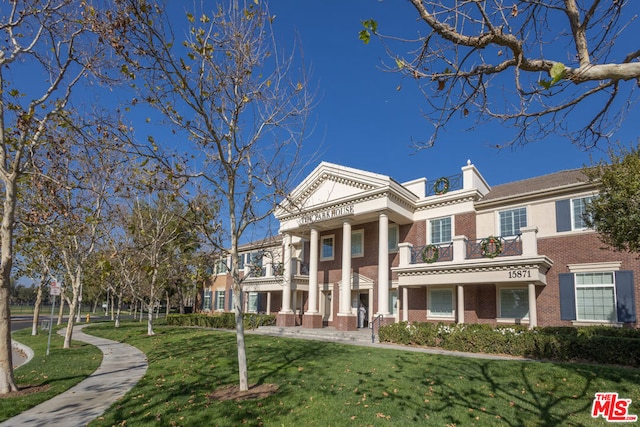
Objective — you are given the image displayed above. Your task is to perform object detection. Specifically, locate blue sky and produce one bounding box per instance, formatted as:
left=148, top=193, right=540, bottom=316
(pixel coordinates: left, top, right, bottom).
left=264, top=1, right=638, bottom=187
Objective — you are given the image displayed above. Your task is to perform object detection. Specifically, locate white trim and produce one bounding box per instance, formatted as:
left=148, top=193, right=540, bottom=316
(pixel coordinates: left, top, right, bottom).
left=320, top=234, right=335, bottom=261
left=388, top=223, right=399, bottom=253
left=495, top=285, right=530, bottom=320
left=426, top=287, right=455, bottom=320
left=428, top=215, right=453, bottom=244
left=351, top=229, right=364, bottom=258
left=568, top=262, right=621, bottom=273
left=497, top=206, right=528, bottom=237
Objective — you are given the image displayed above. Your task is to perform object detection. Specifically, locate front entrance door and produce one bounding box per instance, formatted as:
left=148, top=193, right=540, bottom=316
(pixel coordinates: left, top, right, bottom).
left=321, top=291, right=332, bottom=322
left=358, top=292, right=369, bottom=328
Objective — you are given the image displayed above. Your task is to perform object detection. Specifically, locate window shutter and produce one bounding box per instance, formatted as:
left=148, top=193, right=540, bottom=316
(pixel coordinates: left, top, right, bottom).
left=555, top=200, right=571, bottom=232
left=228, top=289, right=233, bottom=311
left=559, top=273, right=576, bottom=320
left=615, top=270, right=636, bottom=322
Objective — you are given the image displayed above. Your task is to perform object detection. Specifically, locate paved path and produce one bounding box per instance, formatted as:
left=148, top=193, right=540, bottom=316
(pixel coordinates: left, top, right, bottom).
left=1, top=324, right=148, bottom=427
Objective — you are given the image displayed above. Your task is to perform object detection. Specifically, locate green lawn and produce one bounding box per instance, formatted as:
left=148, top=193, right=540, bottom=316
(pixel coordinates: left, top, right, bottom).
left=75, top=322, right=640, bottom=427
left=0, top=327, right=102, bottom=421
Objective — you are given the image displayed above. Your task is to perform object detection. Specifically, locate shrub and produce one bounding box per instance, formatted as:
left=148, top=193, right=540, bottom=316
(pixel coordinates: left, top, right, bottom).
left=378, top=321, right=412, bottom=344
left=165, top=313, right=276, bottom=330
left=378, top=322, right=640, bottom=367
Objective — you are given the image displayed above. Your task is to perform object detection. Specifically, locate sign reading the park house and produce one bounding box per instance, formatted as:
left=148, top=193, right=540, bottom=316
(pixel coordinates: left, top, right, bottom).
left=298, top=205, right=354, bottom=226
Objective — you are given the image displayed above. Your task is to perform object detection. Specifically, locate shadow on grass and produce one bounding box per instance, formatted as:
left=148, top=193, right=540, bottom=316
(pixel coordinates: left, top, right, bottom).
left=86, top=324, right=640, bottom=426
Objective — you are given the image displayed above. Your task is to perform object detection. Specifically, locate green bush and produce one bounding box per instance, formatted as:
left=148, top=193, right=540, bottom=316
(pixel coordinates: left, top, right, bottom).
left=165, top=313, right=276, bottom=330
left=378, top=321, right=412, bottom=344
left=378, top=322, right=640, bottom=367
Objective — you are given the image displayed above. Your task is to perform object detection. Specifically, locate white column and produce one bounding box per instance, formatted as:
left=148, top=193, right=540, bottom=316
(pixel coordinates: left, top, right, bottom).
left=377, top=213, right=390, bottom=316
left=456, top=285, right=465, bottom=324
left=308, top=228, right=319, bottom=313
left=402, top=286, right=409, bottom=322
left=292, top=290, right=298, bottom=313
left=280, top=233, right=293, bottom=313
left=521, top=226, right=539, bottom=256
left=266, top=292, right=271, bottom=314
left=528, top=283, right=537, bottom=329
left=339, top=220, right=352, bottom=315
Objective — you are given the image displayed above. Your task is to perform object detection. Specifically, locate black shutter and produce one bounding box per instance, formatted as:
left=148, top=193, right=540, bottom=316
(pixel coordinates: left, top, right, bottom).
left=559, top=273, right=576, bottom=320
left=555, top=199, right=571, bottom=232
left=615, top=270, right=637, bottom=323
left=228, top=289, right=233, bottom=311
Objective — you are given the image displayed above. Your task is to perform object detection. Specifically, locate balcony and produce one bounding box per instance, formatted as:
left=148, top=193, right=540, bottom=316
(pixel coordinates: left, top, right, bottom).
left=399, top=226, right=539, bottom=267
left=243, top=259, right=309, bottom=280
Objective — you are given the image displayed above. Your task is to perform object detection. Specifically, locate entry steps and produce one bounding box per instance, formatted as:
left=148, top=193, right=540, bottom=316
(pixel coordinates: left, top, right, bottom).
left=250, top=325, right=377, bottom=343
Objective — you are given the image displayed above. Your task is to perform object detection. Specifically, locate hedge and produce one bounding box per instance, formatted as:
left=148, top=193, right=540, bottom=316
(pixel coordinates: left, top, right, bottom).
left=378, top=322, right=640, bottom=367
left=166, top=313, right=276, bottom=330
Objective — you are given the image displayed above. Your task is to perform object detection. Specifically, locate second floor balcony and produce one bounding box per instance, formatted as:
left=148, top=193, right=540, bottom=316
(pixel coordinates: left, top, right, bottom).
left=398, top=226, right=540, bottom=268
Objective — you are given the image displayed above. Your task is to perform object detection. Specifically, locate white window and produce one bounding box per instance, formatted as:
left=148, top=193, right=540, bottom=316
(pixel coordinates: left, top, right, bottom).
left=576, top=272, right=616, bottom=321
left=428, top=288, right=454, bottom=318
left=499, top=207, right=527, bottom=237
left=572, top=197, right=593, bottom=230
left=203, top=290, right=212, bottom=311
left=215, top=258, right=228, bottom=275
left=499, top=288, right=529, bottom=319
left=248, top=292, right=259, bottom=312
left=430, top=216, right=452, bottom=244
left=320, top=235, right=334, bottom=261
left=351, top=229, right=364, bottom=257
left=214, top=290, right=225, bottom=311
left=389, top=290, right=398, bottom=315
left=238, top=253, right=246, bottom=269
left=388, top=224, right=399, bottom=252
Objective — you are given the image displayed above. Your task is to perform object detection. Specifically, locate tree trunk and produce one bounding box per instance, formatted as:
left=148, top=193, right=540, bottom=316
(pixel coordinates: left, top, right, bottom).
left=57, top=296, right=67, bottom=325
left=63, top=293, right=78, bottom=348
left=0, top=178, right=19, bottom=394
left=115, top=291, right=122, bottom=328
left=63, top=270, right=82, bottom=348
left=233, top=284, right=248, bottom=391
left=110, top=292, right=115, bottom=320
left=147, top=301, right=154, bottom=335
left=31, top=284, right=43, bottom=336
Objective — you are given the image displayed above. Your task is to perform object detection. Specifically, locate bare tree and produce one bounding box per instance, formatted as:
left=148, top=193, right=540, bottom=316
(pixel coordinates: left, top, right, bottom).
left=102, top=0, right=311, bottom=392
left=124, top=192, right=195, bottom=335
left=0, top=0, right=108, bottom=394
left=360, top=0, right=640, bottom=149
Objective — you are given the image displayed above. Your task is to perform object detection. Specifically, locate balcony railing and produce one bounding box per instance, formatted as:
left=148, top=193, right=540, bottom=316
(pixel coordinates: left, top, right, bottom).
left=425, top=173, right=463, bottom=196
left=466, top=235, right=522, bottom=259
left=410, top=242, right=454, bottom=264
left=407, top=234, right=524, bottom=264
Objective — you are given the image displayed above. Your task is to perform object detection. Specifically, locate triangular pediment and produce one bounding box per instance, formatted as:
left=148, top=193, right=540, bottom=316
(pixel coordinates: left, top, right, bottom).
left=338, top=273, right=375, bottom=290
left=277, top=162, right=392, bottom=215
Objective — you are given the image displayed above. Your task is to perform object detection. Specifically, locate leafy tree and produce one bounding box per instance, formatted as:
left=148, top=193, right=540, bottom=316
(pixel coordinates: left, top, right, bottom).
left=0, top=0, right=110, bottom=394
left=585, top=145, right=640, bottom=252
left=100, top=0, right=312, bottom=391
left=361, top=1, right=640, bottom=148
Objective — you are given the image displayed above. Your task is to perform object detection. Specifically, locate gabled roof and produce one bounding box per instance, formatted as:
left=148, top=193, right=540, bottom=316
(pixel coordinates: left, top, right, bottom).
left=275, top=161, right=417, bottom=218
left=478, top=169, right=592, bottom=205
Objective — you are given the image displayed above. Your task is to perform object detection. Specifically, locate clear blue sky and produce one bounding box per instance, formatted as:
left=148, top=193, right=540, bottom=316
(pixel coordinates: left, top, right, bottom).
left=265, top=1, right=638, bottom=187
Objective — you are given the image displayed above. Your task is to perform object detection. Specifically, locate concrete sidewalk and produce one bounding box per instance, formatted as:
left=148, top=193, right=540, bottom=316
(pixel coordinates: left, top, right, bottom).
left=1, top=324, right=148, bottom=427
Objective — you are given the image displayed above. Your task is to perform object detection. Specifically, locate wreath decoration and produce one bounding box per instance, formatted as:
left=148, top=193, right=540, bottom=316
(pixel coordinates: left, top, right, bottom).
left=434, top=177, right=450, bottom=195
left=481, top=236, right=503, bottom=258
left=421, top=244, right=440, bottom=263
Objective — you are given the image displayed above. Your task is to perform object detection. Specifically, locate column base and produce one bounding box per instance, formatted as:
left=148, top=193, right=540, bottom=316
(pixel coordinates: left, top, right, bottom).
left=334, top=314, right=357, bottom=331
left=302, top=313, right=323, bottom=329
left=277, top=312, right=297, bottom=327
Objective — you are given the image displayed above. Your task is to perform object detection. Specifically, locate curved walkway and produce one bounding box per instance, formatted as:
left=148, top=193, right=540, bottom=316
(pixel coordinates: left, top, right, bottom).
left=1, top=324, right=148, bottom=427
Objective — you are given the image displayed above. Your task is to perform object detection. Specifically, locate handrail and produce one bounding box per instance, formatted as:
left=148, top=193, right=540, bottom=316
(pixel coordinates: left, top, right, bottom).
left=371, top=314, right=383, bottom=343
